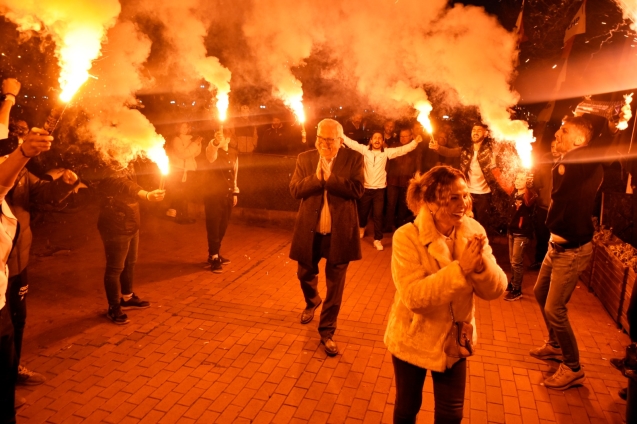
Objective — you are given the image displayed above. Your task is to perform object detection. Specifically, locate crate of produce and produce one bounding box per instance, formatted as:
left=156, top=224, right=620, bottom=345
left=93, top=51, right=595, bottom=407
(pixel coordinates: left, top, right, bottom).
left=590, top=242, right=628, bottom=325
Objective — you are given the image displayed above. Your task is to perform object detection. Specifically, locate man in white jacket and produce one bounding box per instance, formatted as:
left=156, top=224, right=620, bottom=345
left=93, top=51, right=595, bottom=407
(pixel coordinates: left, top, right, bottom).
left=343, top=131, right=422, bottom=250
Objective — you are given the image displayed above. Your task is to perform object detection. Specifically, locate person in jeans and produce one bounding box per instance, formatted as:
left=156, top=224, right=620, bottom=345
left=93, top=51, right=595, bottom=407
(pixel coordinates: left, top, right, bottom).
left=343, top=131, right=422, bottom=250
left=504, top=171, right=537, bottom=301
left=530, top=115, right=604, bottom=390
left=385, top=166, right=506, bottom=424
left=97, top=161, right=165, bottom=324
left=202, top=129, right=238, bottom=273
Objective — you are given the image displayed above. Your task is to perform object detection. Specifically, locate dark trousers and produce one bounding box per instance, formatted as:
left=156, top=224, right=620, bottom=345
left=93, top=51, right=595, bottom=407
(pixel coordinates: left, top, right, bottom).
left=204, top=194, right=233, bottom=256
left=384, top=185, right=413, bottom=231
left=392, top=355, right=466, bottom=424
left=471, top=192, right=492, bottom=234
left=627, top=377, right=637, bottom=424
left=297, top=234, right=349, bottom=339
left=7, top=270, right=27, bottom=363
left=0, top=306, right=17, bottom=424
left=358, top=188, right=385, bottom=240
left=99, top=230, right=138, bottom=308
left=534, top=207, right=550, bottom=263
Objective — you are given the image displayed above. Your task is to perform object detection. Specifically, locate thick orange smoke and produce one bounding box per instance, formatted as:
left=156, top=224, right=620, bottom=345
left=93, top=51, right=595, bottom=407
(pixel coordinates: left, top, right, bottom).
left=0, top=0, right=120, bottom=102
left=615, top=0, right=637, bottom=31
left=76, top=21, right=167, bottom=169
left=132, top=0, right=231, bottom=121
left=241, top=0, right=532, bottom=166
left=243, top=0, right=314, bottom=123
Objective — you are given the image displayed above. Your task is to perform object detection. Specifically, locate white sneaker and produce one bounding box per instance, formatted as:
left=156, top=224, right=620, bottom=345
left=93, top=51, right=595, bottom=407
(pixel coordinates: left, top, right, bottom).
left=166, top=209, right=177, bottom=218
left=373, top=240, right=384, bottom=251
left=544, top=363, right=585, bottom=390
left=359, top=228, right=365, bottom=238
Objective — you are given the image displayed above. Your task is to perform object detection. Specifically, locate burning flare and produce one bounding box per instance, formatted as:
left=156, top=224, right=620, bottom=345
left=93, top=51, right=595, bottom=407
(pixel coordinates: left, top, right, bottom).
left=147, top=144, right=170, bottom=176
left=216, top=92, right=229, bottom=123
left=617, top=93, right=633, bottom=131
left=288, top=96, right=306, bottom=123
left=1, top=0, right=120, bottom=102
left=415, top=101, right=434, bottom=134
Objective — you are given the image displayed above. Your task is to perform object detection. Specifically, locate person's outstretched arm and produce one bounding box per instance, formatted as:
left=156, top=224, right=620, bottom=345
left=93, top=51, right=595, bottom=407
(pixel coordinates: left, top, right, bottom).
left=0, top=130, right=52, bottom=190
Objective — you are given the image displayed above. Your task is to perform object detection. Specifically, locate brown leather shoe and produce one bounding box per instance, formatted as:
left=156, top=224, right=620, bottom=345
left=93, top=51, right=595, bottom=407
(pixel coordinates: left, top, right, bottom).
left=321, top=338, right=338, bottom=356
left=300, top=299, right=322, bottom=324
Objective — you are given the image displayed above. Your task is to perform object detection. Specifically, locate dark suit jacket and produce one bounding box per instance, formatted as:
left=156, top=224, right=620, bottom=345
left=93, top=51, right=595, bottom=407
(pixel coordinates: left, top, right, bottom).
left=289, top=148, right=365, bottom=265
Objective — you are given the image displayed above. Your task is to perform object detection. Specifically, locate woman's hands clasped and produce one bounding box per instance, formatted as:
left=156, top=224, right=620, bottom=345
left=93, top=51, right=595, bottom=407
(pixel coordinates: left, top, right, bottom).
left=458, top=235, right=486, bottom=276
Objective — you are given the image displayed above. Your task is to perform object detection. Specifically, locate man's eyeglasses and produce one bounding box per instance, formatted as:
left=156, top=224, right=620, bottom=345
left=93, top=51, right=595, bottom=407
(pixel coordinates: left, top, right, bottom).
left=316, top=135, right=341, bottom=145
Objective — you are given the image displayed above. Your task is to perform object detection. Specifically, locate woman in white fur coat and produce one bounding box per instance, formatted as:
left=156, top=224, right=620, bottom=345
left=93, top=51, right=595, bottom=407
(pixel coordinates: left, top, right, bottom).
left=385, top=166, right=507, bottom=424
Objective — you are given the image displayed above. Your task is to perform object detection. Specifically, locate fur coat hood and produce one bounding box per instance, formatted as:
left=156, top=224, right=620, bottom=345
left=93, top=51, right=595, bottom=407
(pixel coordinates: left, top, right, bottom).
left=384, top=207, right=507, bottom=371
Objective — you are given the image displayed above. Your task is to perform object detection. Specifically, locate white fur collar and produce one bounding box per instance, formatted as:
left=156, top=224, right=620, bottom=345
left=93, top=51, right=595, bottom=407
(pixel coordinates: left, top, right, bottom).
left=413, top=206, right=472, bottom=268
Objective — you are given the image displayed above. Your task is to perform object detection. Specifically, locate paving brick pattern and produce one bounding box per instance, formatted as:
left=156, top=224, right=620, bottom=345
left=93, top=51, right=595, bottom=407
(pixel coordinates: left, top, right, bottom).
left=17, top=219, right=631, bottom=423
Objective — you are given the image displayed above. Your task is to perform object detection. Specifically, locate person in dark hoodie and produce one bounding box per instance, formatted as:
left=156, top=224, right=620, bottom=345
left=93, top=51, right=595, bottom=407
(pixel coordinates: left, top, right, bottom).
left=504, top=171, right=537, bottom=301
left=97, top=159, right=165, bottom=325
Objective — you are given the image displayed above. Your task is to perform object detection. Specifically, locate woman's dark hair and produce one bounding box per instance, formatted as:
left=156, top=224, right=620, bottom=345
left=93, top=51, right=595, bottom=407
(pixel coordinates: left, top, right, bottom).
left=406, top=166, right=469, bottom=214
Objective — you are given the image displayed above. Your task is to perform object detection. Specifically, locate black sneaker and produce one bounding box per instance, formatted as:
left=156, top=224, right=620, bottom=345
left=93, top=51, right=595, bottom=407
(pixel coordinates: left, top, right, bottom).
left=210, top=257, right=223, bottom=274
left=505, top=283, right=513, bottom=292
left=107, top=305, right=129, bottom=325
left=619, top=387, right=627, bottom=400
left=504, top=289, right=522, bottom=301
left=120, top=293, right=150, bottom=310
left=219, top=255, right=230, bottom=264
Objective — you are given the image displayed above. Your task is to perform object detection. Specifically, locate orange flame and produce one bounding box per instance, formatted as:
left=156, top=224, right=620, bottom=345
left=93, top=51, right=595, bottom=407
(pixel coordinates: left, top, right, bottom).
left=488, top=122, right=535, bottom=169
left=415, top=101, right=433, bottom=134
left=287, top=97, right=306, bottom=123
left=2, top=2, right=120, bottom=103
left=147, top=144, right=169, bottom=175
left=216, top=92, right=229, bottom=122
left=617, top=93, right=633, bottom=131
left=58, top=27, right=105, bottom=102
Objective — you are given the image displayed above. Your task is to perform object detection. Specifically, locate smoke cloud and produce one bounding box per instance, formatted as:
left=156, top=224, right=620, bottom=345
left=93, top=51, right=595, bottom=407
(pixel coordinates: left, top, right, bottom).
left=76, top=20, right=166, bottom=167
left=239, top=0, right=532, bottom=163
left=1, top=0, right=538, bottom=168
left=615, top=0, right=637, bottom=31
left=127, top=0, right=231, bottom=119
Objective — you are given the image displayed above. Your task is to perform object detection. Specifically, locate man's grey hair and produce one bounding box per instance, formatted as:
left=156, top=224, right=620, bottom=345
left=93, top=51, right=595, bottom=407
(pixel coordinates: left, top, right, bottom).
left=317, top=118, right=344, bottom=139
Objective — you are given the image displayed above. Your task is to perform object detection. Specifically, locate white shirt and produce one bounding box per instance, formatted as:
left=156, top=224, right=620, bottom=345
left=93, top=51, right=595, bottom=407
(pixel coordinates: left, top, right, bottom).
left=0, top=185, right=18, bottom=311
left=343, top=136, right=418, bottom=189
left=317, top=154, right=337, bottom=234
left=467, top=143, right=491, bottom=194
left=0, top=123, right=8, bottom=140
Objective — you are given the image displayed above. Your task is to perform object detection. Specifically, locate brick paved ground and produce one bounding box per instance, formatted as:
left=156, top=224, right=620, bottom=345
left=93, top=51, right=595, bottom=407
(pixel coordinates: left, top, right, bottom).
left=15, top=209, right=632, bottom=423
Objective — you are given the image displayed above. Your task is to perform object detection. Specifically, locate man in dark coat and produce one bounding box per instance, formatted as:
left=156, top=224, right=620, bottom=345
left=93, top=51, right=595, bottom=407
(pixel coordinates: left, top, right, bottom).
left=289, top=118, right=364, bottom=356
